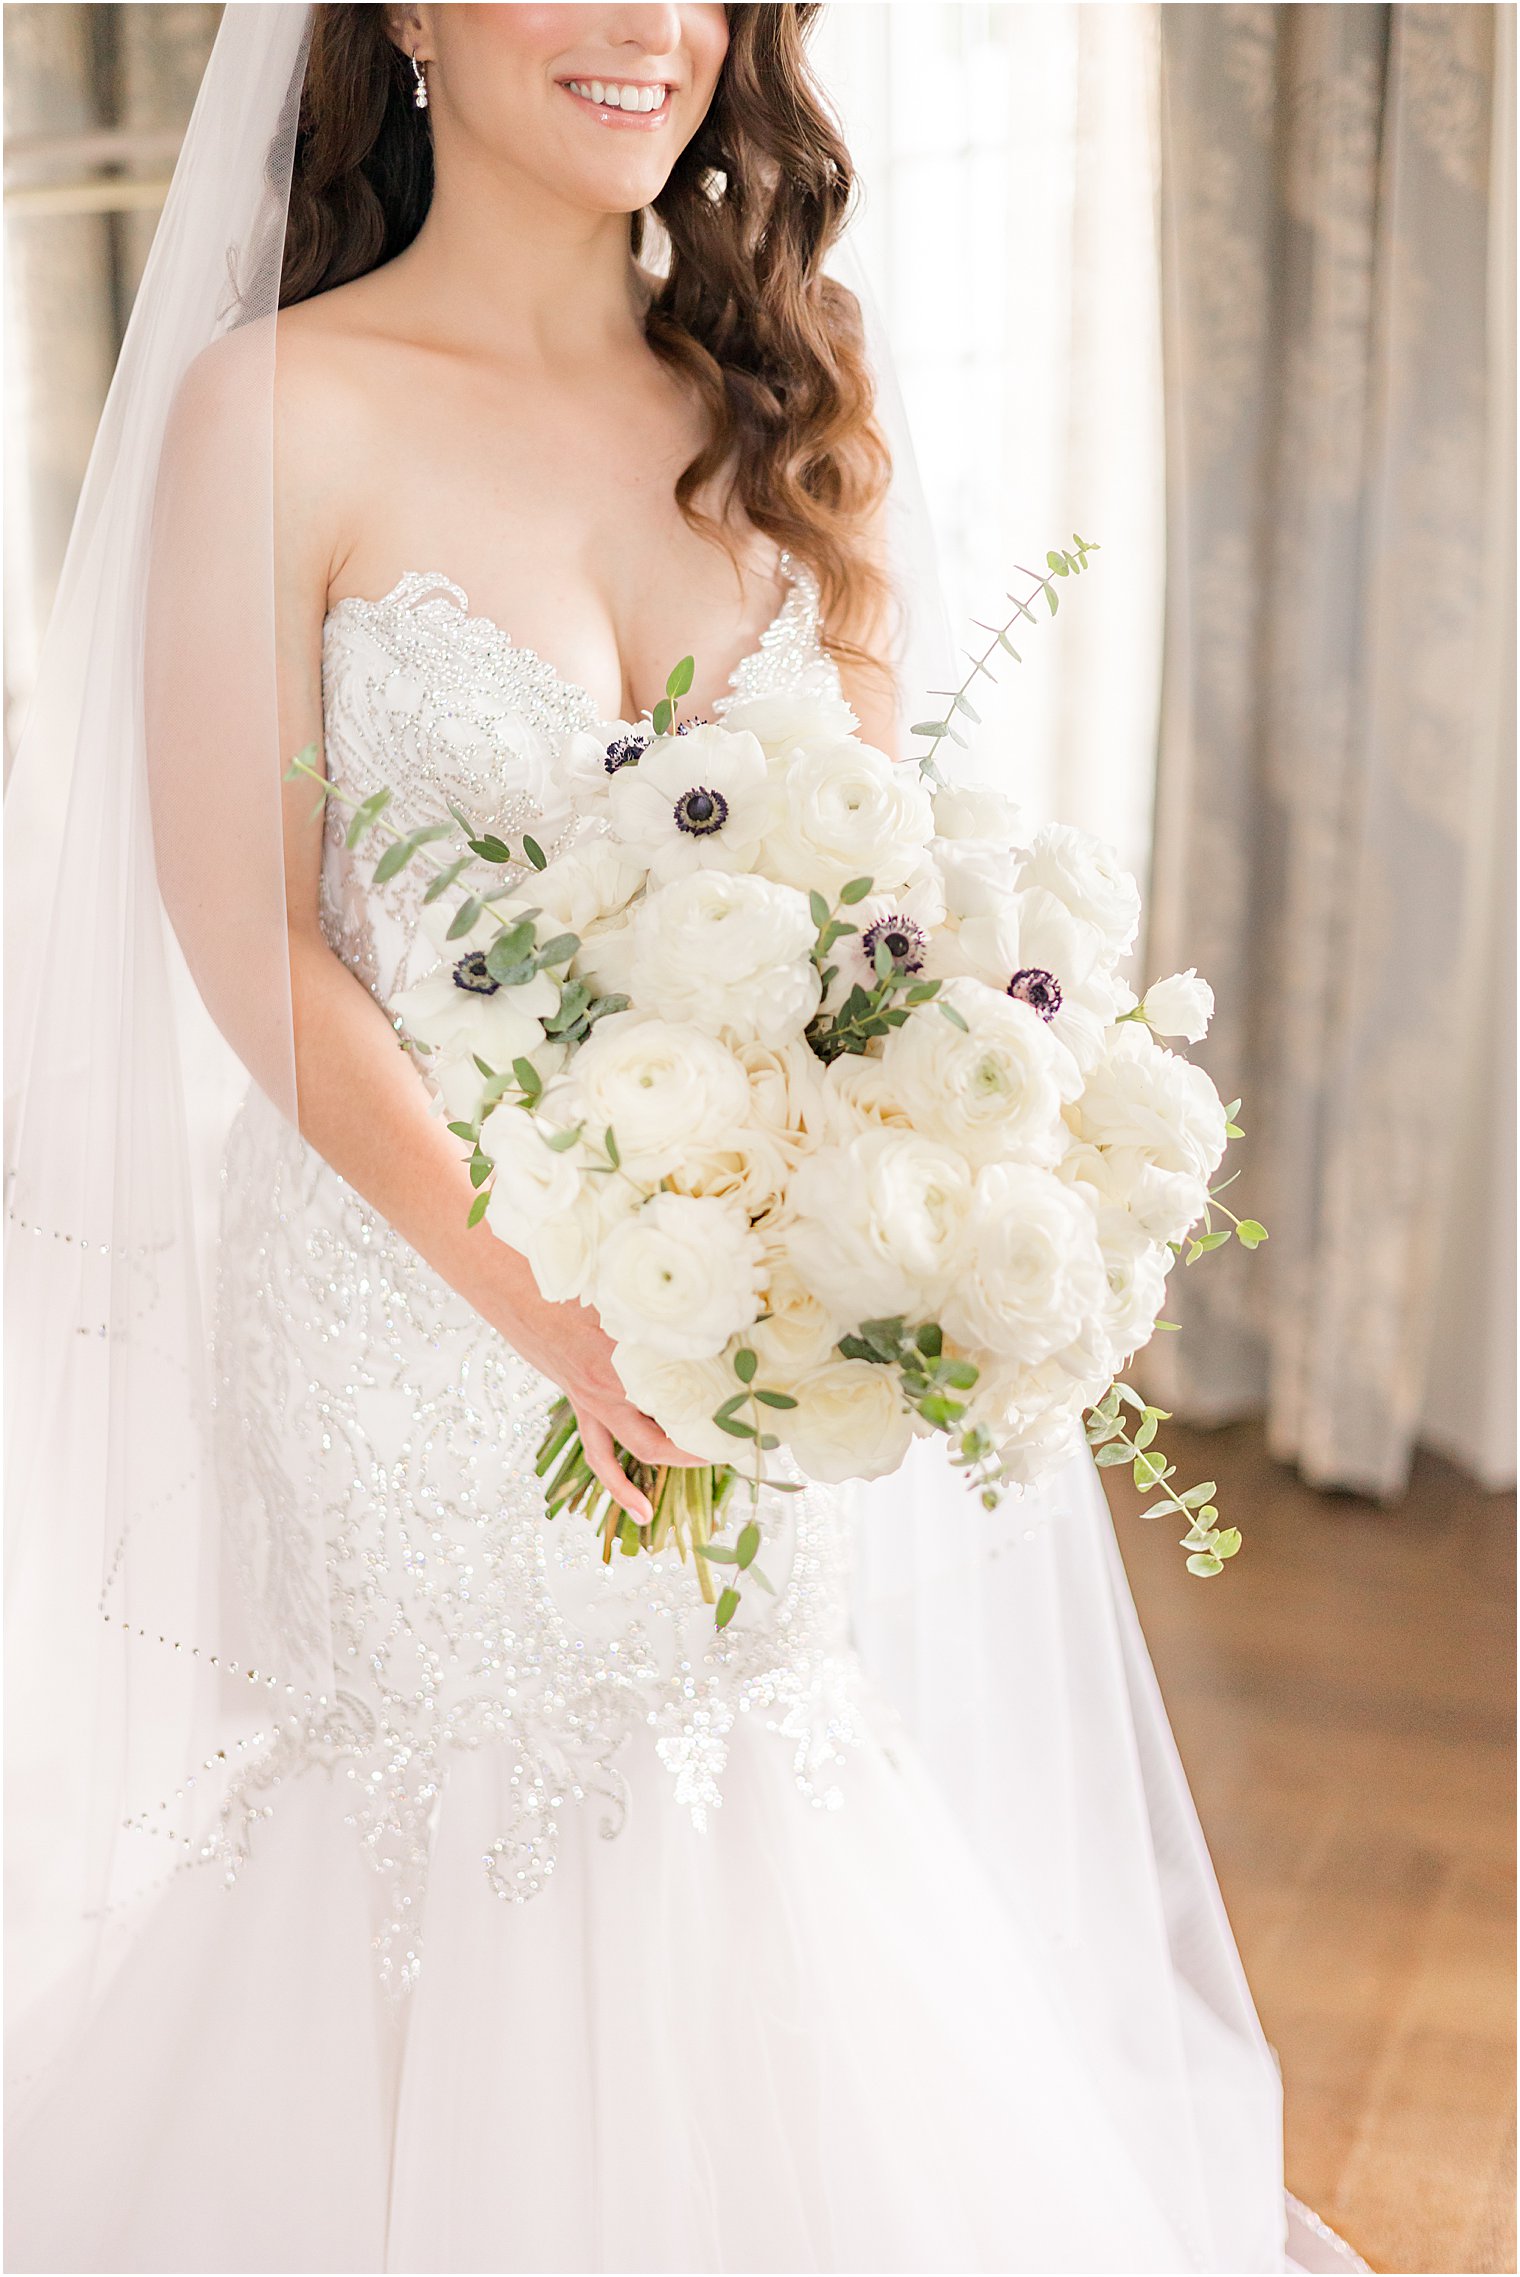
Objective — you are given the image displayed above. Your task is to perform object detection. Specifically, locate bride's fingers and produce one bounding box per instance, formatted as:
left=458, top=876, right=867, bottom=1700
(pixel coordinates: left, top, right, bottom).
left=574, top=1410, right=654, bottom=1526
left=602, top=1398, right=705, bottom=1470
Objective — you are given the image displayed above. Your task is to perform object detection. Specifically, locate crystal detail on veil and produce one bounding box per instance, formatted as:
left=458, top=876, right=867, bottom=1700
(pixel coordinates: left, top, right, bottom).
left=207, top=559, right=861, bottom=1994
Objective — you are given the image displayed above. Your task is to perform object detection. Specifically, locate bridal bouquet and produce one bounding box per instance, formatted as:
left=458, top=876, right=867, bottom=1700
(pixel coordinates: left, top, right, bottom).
left=292, top=541, right=1263, bottom=1624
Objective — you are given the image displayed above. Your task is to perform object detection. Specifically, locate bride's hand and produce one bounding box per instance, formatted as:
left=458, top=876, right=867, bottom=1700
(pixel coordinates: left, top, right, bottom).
left=505, top=1285, right=706, bottom=1523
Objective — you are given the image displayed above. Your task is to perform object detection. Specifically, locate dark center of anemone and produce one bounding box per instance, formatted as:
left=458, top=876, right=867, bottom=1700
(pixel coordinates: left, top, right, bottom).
left=674, top=716, right=711, bottom=736
left=603, top=730, right=649, bottom=774
left=452, top=949, right=500, bottom=997
left=1007, top=966, right=1062, bottom=1020
left=673, top=784, right=730, bottom=836
left=861, top=914, right=927, bottom=973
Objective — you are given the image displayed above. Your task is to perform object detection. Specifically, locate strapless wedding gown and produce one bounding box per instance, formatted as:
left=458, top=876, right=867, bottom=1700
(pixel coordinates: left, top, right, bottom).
left=6, top=563, right=1359, bottom=2275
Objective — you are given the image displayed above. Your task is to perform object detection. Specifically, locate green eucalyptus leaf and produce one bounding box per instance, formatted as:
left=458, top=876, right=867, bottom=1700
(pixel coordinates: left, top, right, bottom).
left=839, top=876, right=874, bottom=905
left=446, top=897, right=484, bottom=941
left=938, top=1000, right=970, bottom=1033
left=737, top=1522, right=761, bottom=1570
left=521, top=834, right=548, bottom=871
left=468, top=834, right=514, bottom=864
left=511, top=1056, right=543, bottom=1098
left=666, top=655, right=695, bottom=699
left=1186, top=1552, right=1224, bottom=1578
left=651, top=698, right=673, bottom=738
left=466, top=1186, right=491, bottom=1229
left=753, top=1387, right=797, bottom=1410
left=423, top=856, right=472, bottom=905
left=715, top=1586, right=740, bottom=1630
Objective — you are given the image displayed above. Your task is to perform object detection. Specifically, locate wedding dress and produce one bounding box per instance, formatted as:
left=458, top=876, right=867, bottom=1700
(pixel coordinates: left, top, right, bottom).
left=4, top=13, right=1371, bottom=2272
left=7, top=556, right=1361, bottom=2275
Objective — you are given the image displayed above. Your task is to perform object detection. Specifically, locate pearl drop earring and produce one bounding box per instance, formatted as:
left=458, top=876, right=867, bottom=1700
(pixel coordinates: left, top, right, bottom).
left=411, top=53, right=429, bottom=111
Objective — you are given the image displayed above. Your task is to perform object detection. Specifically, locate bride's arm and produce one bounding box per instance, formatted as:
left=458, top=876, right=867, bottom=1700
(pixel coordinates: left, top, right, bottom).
left=148, top=331, right=686, bottom=1519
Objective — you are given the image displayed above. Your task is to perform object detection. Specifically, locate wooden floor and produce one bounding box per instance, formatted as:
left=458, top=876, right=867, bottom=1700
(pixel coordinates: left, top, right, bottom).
left=1108, top=1421, right=1516, bottom=2277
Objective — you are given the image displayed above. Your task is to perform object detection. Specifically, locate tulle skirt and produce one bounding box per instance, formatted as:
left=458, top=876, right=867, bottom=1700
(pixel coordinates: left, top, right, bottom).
left=9, top=1685, right=1307, bottom=2276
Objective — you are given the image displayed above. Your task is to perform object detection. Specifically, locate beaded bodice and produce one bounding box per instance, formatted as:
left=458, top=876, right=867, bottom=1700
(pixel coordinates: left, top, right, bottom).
left=316, top=561, right=843, bottom=1012
left=211, top=558, right=861, bottom=1993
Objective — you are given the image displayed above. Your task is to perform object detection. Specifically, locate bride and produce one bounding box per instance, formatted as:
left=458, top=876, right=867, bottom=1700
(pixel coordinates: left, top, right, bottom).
left=5, top=7, right=1362, bottom=2272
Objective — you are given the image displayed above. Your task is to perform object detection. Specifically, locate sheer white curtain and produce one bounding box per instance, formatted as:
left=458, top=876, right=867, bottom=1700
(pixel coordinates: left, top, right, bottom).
left=810, top=2, right=1165, bottom=892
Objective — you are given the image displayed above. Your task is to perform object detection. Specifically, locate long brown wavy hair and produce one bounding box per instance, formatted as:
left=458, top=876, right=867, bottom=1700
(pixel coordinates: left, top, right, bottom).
left=281, top=5, right=893, bottom=671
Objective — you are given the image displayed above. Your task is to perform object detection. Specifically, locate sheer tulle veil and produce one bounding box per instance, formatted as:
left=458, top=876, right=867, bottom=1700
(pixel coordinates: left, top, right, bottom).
left=6, top=8, right=1289, bottom=2265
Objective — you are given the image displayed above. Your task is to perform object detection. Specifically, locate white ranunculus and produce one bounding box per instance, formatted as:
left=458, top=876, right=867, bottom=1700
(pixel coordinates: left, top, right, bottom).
left=935, top=837, right=1019, bottom=926
left=942, top=1163, right=1109, bottom=1365
left=530, top=838, right=645, bottom=936
left=1056, top=1139, right=1208, bottom=1246
left=992, top=1405, right=1085, bottom=1489
left=931, top=779, right=1025, bottom=844
left=747, top=1258, right=842, bottom=1383
left=1077, top=1023, right=1228, bottom=1184
left=572, top=916, right=640, bottom=1003
left=606, top=723, right=769, bottom=880
left=879, top=976, right=1078, bottom=1169
left=1142, top=968, right=1215, bottom=1044
left=1017, top=823, right=1142, bottom=959
left=566, top=1013, right=752, bottom=1179
left=611, top=1342, right=743, bottom=1465
left=479, top=1105, right=584, bottom=1235
left=719, top=688, right=859, bottom=759
left=592, top=1192, right=761, bottom=1360
left=761, top=739, right=935, bottom=902
left=630, top=870, right=821, bottom=1047
left=1093, top=1204, right=1171, bottom=1358
left=780, top=1358, right=915, bottom=1485
left=784, top=1127, right=973, bottom=1321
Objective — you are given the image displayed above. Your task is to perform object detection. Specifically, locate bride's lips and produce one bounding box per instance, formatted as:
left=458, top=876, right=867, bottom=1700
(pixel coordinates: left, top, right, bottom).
left=555, top=77, right=675, bottom=131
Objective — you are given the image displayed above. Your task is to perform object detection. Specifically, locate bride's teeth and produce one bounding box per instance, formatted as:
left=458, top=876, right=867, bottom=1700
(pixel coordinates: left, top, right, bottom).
left=565, top=79, right=666, bottom=113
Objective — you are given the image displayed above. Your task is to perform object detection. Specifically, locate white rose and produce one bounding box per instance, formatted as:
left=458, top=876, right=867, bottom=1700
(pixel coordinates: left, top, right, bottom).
left=818, top=1052, right=916, bottom=1142
left=931, top=779, right=1025, bottom=844
left=719, top=688, right=859, bottom=759
left=1077, top=1023, right=1228, bottom=1184
left=566, top=1014, right=752, bottom=1179
left=879, top=976, right=1078, bottom=1168
left=1141, top=969, right=1215, bottom=1043
left=1017, top=823, right=1141, bottom=959
left=780, top=1358, right=915, bottom=1485
left=784, top=1127, right=973, bottom=1321
left=630, top=870, right=821, bottom=1047
left=606, top=723, right=769, bottom=881
left=1055, top=1140, right=1207, bottom=1246
left=1093, top=1204, right=1171, bottom=1358
left=993, top=1405, right=1085, bottom=1489
left=669, top=1125, right=792, bottom=1223
left=479, top=1106, right=584, bottom=1239
left=747, top=1258, right=841, bottom=1383
left=732, top=1036, right=831, bottom=1157
left=761, top=739, right=935, bottom=901
left=531, top=838, right=645, bottom=936
left=942, top=1163, right=1109, bottom=1365
left=592, top=1192, right=761, bottom=1360
left=611, top=1343, right=741, bottom=1465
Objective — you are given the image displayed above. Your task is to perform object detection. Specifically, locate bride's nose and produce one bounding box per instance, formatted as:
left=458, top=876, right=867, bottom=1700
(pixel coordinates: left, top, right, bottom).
left=601, top=5, right=684, bottom=59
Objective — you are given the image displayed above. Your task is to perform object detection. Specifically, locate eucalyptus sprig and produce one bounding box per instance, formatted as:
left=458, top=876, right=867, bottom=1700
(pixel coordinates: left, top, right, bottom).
left=1084, top=1383, right=1242, bottom=1576
left=912, top=535, right=1099, bottom=783
left=650, top=654, right=695, bottom=739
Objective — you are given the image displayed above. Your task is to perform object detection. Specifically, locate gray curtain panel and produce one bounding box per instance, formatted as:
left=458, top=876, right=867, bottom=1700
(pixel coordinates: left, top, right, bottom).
left=1149, top=4, right=1513, bottom=1496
